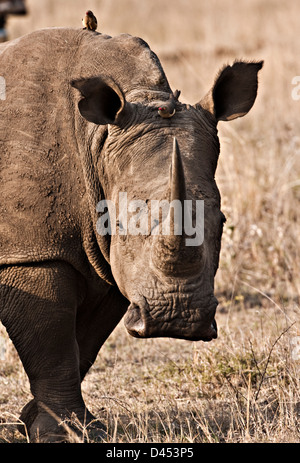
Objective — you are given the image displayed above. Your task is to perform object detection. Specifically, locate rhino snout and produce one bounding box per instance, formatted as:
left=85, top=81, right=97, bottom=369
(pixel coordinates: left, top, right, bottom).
left=124, top=297, right=218, bottom=342
left=124, top=303, right=147, bottom=338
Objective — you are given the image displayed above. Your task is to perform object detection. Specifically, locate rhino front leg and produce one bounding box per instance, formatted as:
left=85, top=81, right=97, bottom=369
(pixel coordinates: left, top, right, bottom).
left=76, top=286, right=128, bottom=380
left=0, top=261, right=94, bottom=442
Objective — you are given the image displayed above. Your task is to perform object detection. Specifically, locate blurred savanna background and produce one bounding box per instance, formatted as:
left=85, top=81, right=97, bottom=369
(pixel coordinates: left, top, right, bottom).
left=0, top=0, right=299, bottom=443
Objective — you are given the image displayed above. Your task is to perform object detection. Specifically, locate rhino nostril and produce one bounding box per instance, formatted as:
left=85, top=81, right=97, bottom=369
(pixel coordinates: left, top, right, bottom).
left=129, top=319, right=145, bottom=337
left=124, top=303, right=146, bottom=338
left=212, top=318, right=217, bottom=332
left=203, top=319, right=218, bottom=341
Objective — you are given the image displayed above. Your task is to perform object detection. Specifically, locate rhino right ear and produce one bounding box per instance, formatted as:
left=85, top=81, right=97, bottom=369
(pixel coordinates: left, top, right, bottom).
left=198, top=61, right=263, bottom=122
left=71, top=76, right=127, bottom=125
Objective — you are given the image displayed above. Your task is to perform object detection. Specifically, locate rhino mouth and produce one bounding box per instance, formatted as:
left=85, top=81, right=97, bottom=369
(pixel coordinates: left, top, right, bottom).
left=124, top=296, right=218, bottom=342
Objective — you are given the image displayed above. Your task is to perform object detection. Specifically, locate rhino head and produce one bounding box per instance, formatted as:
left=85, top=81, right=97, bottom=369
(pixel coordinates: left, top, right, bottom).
left=72, top=60, right=263, bottom=342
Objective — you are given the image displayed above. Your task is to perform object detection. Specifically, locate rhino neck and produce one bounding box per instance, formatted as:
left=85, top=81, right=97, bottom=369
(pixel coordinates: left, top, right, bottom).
left=74, top=118, right=115, bottom=284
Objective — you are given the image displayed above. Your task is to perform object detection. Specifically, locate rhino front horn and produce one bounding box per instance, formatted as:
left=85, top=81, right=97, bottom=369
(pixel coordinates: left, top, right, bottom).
left=150, top=138, right=198, bottom=277
left=170, top=137, right=186, bottom=204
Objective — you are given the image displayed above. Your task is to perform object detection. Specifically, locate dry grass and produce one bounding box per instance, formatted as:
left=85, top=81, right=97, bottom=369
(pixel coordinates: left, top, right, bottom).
left=0, top=0, right=299, bottom=443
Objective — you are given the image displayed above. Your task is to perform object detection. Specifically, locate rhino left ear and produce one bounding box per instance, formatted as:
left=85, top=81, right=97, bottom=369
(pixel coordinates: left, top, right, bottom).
left=198, top=61, right=263, bottom=122
left=71, top=76, right=127, bottom=125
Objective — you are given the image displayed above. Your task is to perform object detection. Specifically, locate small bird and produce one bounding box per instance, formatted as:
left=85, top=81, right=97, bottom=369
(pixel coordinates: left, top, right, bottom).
left=82, top=10, right=98, bottom=31
left=158, top=90, right=181, bottom=118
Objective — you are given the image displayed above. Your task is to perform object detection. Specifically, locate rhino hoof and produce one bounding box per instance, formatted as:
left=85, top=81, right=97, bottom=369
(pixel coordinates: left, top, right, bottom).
left=18, top=400, right=106, bottom=442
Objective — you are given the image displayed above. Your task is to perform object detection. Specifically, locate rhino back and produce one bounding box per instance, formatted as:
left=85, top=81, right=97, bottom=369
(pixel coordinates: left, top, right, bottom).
left=0, top=29, right=84, bottom=267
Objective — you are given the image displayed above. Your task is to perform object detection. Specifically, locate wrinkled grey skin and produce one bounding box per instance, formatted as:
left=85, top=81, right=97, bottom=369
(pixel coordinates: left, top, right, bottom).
left=0, top=28, right=263, bottom=441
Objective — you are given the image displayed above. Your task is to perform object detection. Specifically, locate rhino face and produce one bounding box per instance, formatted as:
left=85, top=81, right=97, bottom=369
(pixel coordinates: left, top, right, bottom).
left=105, top=131, right=223, bottom=342
left=72, top=60, right=263, bottom=342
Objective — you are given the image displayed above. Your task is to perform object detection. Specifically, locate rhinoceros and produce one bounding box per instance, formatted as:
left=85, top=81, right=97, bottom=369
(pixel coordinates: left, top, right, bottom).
left=0, top=28, right=263, bottom=442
